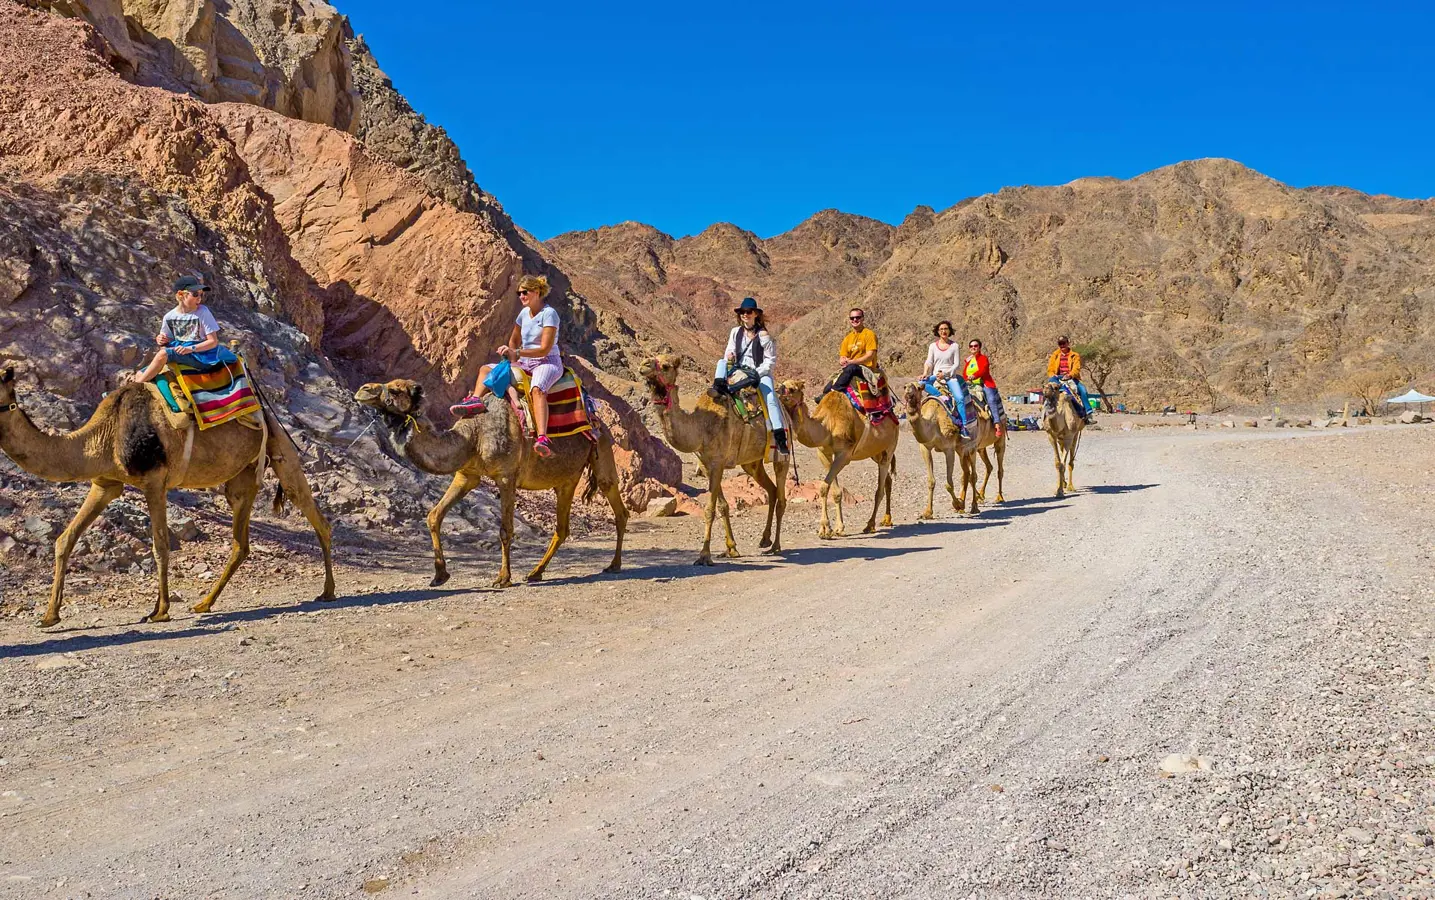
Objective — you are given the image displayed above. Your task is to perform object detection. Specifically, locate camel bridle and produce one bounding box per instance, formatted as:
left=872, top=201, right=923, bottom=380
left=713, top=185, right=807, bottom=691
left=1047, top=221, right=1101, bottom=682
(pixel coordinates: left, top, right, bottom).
left=0, top=402, right=16, bottom=413
left=646, top=370, right=674, bottom=409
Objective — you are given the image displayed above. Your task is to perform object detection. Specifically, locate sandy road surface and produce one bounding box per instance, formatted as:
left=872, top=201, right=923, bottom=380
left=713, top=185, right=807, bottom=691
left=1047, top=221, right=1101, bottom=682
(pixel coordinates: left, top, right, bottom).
left=1, top=423, right=1432, bottom=898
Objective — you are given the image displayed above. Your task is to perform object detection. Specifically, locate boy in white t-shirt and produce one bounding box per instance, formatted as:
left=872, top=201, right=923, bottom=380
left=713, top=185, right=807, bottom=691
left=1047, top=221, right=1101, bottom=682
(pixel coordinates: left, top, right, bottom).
left=131, top=274, right=229, bottom=383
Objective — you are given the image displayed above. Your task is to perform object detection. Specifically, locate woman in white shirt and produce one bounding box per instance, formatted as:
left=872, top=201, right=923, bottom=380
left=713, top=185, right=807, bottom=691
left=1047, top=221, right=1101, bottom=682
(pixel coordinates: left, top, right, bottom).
left=711, top=297, right=788, bottom=455
left=920, top=320, right=971, bottom=439
left=451, top=275, right=563, bottom=458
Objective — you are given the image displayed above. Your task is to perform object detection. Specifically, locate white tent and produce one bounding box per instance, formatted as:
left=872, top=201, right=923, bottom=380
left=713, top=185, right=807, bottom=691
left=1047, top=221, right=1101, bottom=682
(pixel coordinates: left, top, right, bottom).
left=1387, top=389, right=1435, bottom=404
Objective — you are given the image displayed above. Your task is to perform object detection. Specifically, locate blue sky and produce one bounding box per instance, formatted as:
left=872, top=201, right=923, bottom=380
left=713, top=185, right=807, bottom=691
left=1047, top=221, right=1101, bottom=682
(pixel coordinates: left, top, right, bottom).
left=341, top=1, right=1434, bottom=240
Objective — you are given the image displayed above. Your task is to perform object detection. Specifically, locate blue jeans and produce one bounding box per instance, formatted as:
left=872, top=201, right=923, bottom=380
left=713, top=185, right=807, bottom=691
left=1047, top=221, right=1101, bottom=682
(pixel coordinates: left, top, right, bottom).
left=982, top=385, right=1008, bottom=423
left=1049, top=376, right=1090, bottom=415
left=715, top=360, right=782, bottom=428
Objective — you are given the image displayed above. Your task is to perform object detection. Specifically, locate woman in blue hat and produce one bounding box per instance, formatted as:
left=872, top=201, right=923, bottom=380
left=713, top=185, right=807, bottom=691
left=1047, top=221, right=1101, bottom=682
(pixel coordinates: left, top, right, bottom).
left=711, top=297, right=789, bottom=455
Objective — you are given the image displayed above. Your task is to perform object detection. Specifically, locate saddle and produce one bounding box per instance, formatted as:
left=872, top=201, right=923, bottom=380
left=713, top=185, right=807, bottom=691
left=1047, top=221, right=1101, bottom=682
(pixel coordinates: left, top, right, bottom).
left=146, top=356, right=262, bottom=432
left=1054, top=379, right=1084, bottom=415
left=839, top=366, right=895, bottom=423
left=921, top=377, right=989, bottom=428
left=511, top=365, right=596, bottom=440
left=721, top=367, right=766, bottom=424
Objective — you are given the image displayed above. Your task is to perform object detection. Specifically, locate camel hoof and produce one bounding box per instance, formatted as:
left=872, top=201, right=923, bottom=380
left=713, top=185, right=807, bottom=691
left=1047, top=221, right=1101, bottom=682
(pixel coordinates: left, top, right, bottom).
left=994, top=495, right=1005, bottom=504
left=723, top=549, right=740, bottom=559
left=694, top=555, right=714, bottom=567
left=761, top=544, right=782, bottom=555
left=431, top=570, right=451, bottom=587
left=38, top=616, right=59, bottom=629
left=880, top=515, right=892, bottom=527
left=976, top=493, right=986, bottom=502
left=758, top=536, right=772, bottom=549
left=603, top=562, right=622, bottom=574
left=318, top=590, right=337, bottom=602
left=861, top=524, right=876, bottom=534
left=525, top=571, right=545, bottom=583
left=490, top=577, right=512, bottom=589
left=143, top=612, right=171, bottom=623
left=191, top=601, right=214, bottom=614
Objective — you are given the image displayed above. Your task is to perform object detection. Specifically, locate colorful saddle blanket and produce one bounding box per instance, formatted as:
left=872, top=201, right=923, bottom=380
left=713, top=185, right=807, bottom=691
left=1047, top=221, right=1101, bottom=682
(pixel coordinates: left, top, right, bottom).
left=513, top=366, right=594, bottom=440
left=842, top=368, right=894, bottom=423
left=165, top=353, right=260, bottom=430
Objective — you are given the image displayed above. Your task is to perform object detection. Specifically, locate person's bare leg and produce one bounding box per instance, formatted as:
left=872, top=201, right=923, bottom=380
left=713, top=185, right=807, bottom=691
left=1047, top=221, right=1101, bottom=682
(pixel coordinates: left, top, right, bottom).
left=132, top=348, right=168, bottom=384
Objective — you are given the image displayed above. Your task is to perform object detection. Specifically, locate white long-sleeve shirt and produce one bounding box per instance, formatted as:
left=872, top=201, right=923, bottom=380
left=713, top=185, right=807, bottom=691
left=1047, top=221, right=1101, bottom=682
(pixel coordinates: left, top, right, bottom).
left=724, top=326, right=776, bottom=378
left=925, top=340, right=961, bottom=378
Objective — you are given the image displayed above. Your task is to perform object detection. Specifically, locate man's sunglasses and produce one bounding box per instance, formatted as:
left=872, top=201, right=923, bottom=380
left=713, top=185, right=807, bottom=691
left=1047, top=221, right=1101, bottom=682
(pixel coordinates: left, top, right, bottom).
left=849, top=316, right=864, bottom=321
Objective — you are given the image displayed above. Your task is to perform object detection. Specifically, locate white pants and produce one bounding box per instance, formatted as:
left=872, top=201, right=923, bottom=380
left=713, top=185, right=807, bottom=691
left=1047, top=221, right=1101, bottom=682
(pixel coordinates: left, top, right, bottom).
left=715, top=360, right=783, bottom=429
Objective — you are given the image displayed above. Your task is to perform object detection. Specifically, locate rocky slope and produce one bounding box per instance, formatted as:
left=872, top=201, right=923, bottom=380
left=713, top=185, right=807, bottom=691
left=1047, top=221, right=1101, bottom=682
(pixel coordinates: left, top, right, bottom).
left=0, top=0, right=680, bottom=593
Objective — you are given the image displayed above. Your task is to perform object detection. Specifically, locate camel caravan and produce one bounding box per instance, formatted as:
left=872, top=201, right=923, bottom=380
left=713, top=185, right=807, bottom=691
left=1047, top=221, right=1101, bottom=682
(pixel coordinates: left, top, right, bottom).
left=0, top=276, right=1097, bottom=627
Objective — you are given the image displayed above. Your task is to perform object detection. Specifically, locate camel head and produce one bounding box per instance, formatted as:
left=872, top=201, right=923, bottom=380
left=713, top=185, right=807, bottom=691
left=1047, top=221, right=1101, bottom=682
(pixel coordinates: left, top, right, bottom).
left=638, top=354, right=683, bottom=408
left=1041, top=380, right=1061, bottom=413
left=775, top=380, right=808, bottom=414
left=902, top=381, right=926, bottom=416
left=353, top=379, right=426, bottom=422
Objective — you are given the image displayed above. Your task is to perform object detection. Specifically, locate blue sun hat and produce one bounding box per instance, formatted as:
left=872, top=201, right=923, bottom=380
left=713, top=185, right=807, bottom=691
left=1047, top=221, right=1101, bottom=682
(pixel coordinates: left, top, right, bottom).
left=734, top=297, right=762, bottom=315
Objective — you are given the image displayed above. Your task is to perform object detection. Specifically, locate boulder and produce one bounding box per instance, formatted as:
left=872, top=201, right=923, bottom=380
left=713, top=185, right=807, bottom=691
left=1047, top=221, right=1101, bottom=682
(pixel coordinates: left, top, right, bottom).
left=1159, top=753, right=1213, bottom=775
left=1398, top=410, right=1428, bottom=424
left=644, top=495, right=678, bottom=518
left=1242, top=420, right=1258, bottom=428
left=23, top=515, right=57, bottom=539
left=1293, top=418, right=1313, bottom=428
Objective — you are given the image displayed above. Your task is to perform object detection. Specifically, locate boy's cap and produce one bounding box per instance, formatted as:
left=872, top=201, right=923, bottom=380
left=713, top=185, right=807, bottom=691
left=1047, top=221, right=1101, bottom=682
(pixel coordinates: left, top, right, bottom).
left=173, top=275, right=210, bottom=293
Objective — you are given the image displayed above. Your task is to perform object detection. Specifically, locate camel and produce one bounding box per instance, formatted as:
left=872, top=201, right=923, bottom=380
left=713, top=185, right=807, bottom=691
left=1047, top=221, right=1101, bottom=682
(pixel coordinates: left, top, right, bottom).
left=637, top=355, right=788, bottom=565
left=776, top=380, right=899, bottom=539
left=0, top=365, right=335, bottom=628
left=1042, top=380, right=1086, bottom=497
left=902, top=382, right=1006, bottom=518
left=353, top=379, right=627, bottom=587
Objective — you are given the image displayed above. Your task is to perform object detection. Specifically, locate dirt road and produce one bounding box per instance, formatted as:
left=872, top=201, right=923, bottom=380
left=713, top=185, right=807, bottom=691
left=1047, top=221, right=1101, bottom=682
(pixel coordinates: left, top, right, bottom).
left=1, top=423, right=1432, bottom=898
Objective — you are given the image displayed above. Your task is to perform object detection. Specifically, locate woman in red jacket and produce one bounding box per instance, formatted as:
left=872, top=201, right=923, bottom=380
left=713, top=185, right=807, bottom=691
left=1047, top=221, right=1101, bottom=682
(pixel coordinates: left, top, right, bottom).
left=964, top=339, right=1009, bottom=436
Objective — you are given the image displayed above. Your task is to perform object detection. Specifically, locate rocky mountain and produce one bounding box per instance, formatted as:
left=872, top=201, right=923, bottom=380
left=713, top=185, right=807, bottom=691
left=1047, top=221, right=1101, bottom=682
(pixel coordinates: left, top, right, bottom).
left=548, top=210, right=896, bottom=373
left=0, top=0, right=681, bottom=565
left=563, top=162, right=1435, bottom=409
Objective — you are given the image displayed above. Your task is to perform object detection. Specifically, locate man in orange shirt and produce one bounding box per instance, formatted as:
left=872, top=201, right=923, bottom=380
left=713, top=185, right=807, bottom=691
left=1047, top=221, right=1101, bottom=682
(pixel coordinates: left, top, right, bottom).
left=822, top=307, right=878, bottom=397
left=1046, top=336, right=1091, bottom=420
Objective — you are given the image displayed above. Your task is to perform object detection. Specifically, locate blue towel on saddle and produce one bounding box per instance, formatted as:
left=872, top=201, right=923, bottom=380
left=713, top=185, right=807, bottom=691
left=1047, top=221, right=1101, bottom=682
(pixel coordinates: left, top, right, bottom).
left=921, top=377, right=964, bottom=427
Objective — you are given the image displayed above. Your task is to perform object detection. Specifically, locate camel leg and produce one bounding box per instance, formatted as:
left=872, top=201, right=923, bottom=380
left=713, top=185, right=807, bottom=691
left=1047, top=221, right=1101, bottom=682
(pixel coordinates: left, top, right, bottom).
left=192, top=465, right=258, bottom=614
left=818, top=450, right=852, bottom=539
left=944, top=448, right=960, bottom=513
left=977, top=448, right=993, bottom=502
left=716, top=479, right=739, bottom=559
left=494, top=482, right=517, bottom=588
left=862, top=457, right=888, bottom=534
left=966, top=451, right=982, bottom=517
left=268, top=440, right=337, bottom=601
left=767, top=456, right=788, bottom=554
left=694, top=464, right=725, bottom=565
left=527, top=481, right=575, bottom=582
left=743, top=462, right=778, bottom=551
left=594, top=441, right=627, bottom=573
left=1066, top=434, right=1079, bottom=492
left=427, top=472, right=481, bottom=587
left=881, top=453, right=894, bottom=528
left=140, top=482, right=173, bottom=623
left=994, top=438, right=1006, bottom=504
left=40, top=479, right=122, bottom=628
left=919, top=444, right=935, bottom=520
left=601, top=482, right=627, bottom=573
left=1048, top=432, right=1066, bottom=499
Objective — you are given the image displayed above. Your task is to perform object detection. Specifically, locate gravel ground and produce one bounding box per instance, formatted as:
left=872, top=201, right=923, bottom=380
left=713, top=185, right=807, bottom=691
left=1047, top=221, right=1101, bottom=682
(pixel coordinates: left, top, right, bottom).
left=0, top=420, right=1431, bottom=899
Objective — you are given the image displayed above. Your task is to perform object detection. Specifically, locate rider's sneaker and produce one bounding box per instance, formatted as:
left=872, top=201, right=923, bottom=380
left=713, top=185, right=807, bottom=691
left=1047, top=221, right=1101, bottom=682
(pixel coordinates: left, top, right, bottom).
left=533, top=435, right=554, bottom=458
left=449, top=395, right=487, bottom=418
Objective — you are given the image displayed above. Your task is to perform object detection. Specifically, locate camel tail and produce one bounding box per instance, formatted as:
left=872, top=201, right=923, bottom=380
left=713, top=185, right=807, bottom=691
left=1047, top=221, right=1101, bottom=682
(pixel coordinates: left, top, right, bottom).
left=271, top=483, right=288, bottom=516
left=580, top=438, right=602, bottom=504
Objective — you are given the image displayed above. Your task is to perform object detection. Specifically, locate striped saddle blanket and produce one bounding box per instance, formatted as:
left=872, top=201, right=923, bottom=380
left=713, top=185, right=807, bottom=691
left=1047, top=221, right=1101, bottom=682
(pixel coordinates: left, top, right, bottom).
left=842, top=368, right=894, bottom=423
left=513, top=366, right=594, bottom=440
left=165, top=353, right=261, bottom=430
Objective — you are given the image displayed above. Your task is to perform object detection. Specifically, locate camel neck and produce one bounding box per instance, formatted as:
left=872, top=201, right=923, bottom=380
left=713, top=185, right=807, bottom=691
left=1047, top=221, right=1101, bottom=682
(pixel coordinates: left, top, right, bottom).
left=0, top=405, right=110, bottom=483
left=787, top=400, right=829, bottom=449
left=652, top=388, right=707, bottom=455
left=386, top=413, right=472, bottom=475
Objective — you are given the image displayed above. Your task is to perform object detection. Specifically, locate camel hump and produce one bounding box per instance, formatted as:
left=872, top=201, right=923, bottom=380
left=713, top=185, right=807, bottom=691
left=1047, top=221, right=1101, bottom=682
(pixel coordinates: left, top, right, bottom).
left=117, top=387, right=166, bottom=476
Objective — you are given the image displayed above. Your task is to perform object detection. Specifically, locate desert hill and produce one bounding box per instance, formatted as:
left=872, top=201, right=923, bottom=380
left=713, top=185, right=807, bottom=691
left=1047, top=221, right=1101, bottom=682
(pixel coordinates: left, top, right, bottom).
left=561, top=160, right=1435, bottom=408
